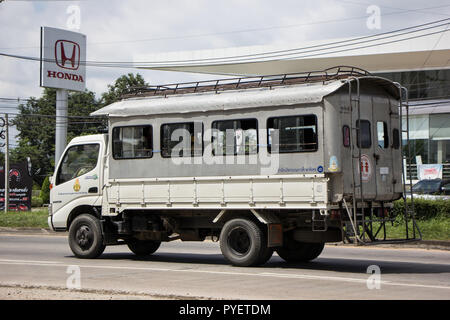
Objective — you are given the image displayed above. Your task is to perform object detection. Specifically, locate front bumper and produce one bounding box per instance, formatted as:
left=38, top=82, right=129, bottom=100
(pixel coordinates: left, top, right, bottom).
left=47, top=204, right=55, bottom=231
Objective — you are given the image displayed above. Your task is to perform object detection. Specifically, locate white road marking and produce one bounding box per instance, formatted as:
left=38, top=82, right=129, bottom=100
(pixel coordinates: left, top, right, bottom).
left=0, top=259, right=59, bottom=264
left=0, top=259, right=449, bottom=291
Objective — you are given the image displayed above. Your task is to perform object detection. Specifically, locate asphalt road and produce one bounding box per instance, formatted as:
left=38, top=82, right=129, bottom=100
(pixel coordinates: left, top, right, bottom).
left=0, top=233, right=449, bottom=300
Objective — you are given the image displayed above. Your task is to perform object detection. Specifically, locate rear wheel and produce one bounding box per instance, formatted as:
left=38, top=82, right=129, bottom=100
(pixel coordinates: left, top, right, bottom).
left=126, top=239, right=161, bottom=256
left=220, top=218, right=271, bottom=267
left=69, top=214, right=105, bottom=259
left=276, top=237, right=324, bottom=263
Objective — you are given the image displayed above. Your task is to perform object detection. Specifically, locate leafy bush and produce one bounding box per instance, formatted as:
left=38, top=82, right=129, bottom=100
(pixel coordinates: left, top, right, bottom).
left=40, top=176, right=50, bottom=204
left=31, top=196, right=43, bottom=207
left=393, top=198, right=450, bottom=220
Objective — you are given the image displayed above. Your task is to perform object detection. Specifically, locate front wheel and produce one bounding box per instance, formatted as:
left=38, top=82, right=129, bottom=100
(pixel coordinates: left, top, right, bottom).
left=68, top=214, right=106, bottom=259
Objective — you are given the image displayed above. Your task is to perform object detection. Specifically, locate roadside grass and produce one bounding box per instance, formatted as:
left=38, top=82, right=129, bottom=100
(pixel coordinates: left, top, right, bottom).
left=0, top=209, right=48, bottom=228
left=369, top=214, right=450, bottom=241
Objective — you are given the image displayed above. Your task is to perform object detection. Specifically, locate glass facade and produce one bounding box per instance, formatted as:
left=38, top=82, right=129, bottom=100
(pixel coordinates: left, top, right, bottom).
left=381, top=69, right=450, bottom=166
left=376, top=69, right=450, bottom=100
left=402, top=113, right=450, bottom=164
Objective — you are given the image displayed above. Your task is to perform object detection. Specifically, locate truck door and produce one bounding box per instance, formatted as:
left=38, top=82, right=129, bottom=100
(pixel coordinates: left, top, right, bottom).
left=372, top=96, right=395, bottom=200
left=51, top=142, right=102, bottom=215
left=353, top=96, right=377, bottom=200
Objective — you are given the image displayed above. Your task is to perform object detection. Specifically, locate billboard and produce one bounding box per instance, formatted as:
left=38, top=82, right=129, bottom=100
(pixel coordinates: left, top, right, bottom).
left=0, top=162, right=33, bottom=211
left=417, top=164, right=443, bottom=180
left=40, top=26, right=86, bottom=92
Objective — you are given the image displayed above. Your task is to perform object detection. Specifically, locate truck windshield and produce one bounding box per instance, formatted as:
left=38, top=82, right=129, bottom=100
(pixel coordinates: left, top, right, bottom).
left=56, top=144, right=100, bottom=185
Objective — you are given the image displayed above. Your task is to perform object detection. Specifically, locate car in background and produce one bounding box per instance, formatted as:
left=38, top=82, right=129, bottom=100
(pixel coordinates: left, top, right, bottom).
left=18, top=204, right=29, bottom=211
left=411, top=179, right=450, bottom=200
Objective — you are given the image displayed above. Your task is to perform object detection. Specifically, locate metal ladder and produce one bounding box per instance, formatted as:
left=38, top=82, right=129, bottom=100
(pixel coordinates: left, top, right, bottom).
left=396, top=84, right=422, bottom=241
left=345, top=77, right=366, bottom=244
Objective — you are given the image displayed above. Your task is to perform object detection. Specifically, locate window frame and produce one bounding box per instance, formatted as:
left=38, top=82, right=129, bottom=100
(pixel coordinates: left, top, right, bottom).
left=211, top=118, right=259, bottom=156
left=342, top=125, right=351, bottom=148
left=55, top=142, right=100, bottom=186
left=356, top=119, right=372, bottom=149
left=112, top=124, right=154, bottom=160
left=376, top=121, right=389, bottom=149
left=160, top=121, right=204, bottom=158
left=267, top=114, right=319, bottom=154
left=392, top=128, right=400, bottom=149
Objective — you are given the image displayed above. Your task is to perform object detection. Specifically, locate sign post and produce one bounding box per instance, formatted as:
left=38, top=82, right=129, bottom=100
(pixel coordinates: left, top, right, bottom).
left=40, top=26, right=86, bottom=165
left=4, top=114, right=8, bottom=212
left=55, top=89, right=68, bottom=166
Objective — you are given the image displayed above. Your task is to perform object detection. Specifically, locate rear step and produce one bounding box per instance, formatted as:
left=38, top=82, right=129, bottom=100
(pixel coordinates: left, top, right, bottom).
left=312, top=210, right=328, bottom=232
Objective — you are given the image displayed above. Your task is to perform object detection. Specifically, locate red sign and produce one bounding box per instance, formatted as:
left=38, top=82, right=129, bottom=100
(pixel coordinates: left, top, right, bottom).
left=360, top=154, right=373, bottom=182
left=55, top=40, right=80, bottom=70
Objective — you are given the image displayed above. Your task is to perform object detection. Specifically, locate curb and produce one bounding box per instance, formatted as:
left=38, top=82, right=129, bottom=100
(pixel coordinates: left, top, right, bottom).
left=0, top=227, right=65, bottom=236
left=328, top=240, right=450, bottom=251
left=0, top=227, right=449, bottom=250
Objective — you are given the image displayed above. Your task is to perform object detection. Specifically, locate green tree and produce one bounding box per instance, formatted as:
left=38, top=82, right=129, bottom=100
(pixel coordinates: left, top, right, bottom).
left=40, top=176, right=50, bottom=204
left=10, top=73, right=147, bottom=185
left=101, top=73, right=148, bottom=106
left=10, top=88, right=99, bottom=185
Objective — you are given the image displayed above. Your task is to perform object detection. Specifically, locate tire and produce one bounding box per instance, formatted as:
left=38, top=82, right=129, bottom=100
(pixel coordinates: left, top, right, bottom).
left=258, top=246, right=274, bottom=265
left=276, top=238, right=324, bottom=263
left=220, top=218, right=270, bottom=267
left=68, top=214, right=106, bottom=259
left=126, top=239, right=161, bottom=256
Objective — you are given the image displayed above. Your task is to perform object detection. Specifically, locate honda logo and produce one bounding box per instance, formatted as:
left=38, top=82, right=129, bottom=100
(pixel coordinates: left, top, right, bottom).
left=54, top=40, right=80, bottom=70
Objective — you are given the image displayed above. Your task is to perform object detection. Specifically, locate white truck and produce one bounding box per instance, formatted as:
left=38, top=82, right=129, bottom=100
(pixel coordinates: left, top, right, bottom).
left=49, top=67, right=420, bottom=266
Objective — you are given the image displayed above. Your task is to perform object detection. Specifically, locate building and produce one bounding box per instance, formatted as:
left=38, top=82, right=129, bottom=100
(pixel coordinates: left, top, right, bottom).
left=136, top=25, right=450, bottom=178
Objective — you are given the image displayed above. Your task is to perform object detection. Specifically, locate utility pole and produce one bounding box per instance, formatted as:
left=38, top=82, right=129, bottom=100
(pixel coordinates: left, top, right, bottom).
left=4, top=114, right=8, bottom=213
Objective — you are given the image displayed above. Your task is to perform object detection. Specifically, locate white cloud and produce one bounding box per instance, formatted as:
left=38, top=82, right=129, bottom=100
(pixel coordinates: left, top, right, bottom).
left=1, top=0, right=449, bottom=99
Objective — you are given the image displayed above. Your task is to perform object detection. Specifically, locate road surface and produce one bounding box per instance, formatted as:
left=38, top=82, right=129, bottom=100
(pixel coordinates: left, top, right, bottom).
left=0, top=233, right=449, bottom=299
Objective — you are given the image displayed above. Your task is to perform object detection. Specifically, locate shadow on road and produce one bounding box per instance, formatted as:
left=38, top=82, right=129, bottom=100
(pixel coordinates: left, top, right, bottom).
left=269, top=258, right=450, bottom=275
left=72, top=251, right=450, bottom=275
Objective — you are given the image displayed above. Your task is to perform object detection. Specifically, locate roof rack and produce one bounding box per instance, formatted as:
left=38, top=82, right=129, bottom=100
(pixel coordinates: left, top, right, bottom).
left=121, top=66, right=371, bottom=99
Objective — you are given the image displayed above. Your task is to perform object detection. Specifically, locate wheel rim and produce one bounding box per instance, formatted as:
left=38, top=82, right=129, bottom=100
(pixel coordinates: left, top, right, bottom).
left=75, top=225, right=93, bottom=251
left=228, top=227, right=251, bottom=256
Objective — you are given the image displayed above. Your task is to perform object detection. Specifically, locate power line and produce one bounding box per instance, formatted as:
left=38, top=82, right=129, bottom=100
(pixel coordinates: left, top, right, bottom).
left=106, top=18, right=450, bottom=65
left=336, top=0, right=450, bottom=17
left=83, top=19, right=450, bottom=65
left=2, top=4, right=450, bottom=51
left=1, top=18, right=449, bottom=68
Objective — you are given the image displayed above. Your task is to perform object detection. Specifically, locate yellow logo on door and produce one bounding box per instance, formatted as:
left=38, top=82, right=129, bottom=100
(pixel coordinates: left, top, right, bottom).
left=73, top=179, right=81, bottom=192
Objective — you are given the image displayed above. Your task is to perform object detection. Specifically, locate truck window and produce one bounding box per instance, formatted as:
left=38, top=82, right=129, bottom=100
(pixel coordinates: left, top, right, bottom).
left=343, top=125, right=350, bottom=147
left=161, top=122, right=203, bottom=158
left=212, top=118, right=258, bottom=155
left=377, top=121, right=389, bottom=149
left=356, top=120, right=371, bottom=149
left=112, top=125, right=153, bottom=159
left=267, top=115, right=318, bottom=153
left=56, top=144, right=100, bottom=185
left=392, top=128, right=400, bottom=149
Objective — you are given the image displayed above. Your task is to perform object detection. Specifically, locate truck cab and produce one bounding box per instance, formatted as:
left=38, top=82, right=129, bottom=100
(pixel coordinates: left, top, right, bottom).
left=48, top=134, right=107, bottom=231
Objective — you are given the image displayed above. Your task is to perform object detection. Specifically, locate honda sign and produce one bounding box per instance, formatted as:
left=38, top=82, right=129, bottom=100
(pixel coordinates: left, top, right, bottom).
left=40, top=27, right=86, bottom=92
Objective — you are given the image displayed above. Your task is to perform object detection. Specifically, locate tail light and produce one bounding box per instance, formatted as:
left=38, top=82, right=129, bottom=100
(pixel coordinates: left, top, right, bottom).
left=330, top=210, right=341, bottom=220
